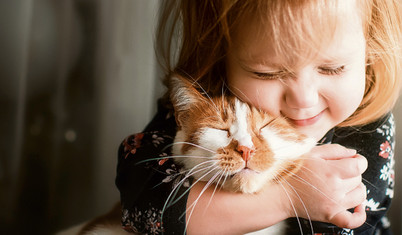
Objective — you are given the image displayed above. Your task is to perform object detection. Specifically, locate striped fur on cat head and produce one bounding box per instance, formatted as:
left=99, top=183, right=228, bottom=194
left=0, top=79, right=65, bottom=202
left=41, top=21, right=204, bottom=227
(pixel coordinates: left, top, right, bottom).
left=169, top=76, right=316, bottom=193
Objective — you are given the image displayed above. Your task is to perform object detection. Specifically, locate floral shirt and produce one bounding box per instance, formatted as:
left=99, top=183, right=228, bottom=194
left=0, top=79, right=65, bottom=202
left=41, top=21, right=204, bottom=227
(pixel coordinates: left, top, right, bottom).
left=115, top=101, right=395, bottom=235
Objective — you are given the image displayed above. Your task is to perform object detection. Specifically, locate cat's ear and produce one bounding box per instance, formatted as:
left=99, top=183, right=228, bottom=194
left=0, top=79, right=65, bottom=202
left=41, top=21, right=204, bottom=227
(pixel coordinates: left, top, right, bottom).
left=169, top=75, right=207, bottom=127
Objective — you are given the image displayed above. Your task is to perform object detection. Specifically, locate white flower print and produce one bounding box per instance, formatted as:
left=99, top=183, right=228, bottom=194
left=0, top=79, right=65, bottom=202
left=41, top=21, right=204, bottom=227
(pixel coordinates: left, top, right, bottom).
left=152, top=134, right=165, bottom=147
left=381, top=216, right=391, bottom=228
left=380, top=163, right=391, bottom=181
left=386, top=187, right=394, bottom=198
left=146, top=131, right=173, bottom=148
left=340, top=228, right=354, bottom=235
left=363, top=198, right=387, bottom=212
left=380, top=156, right=395, bottom=190
left=364, top=198, right=380, bottom=211
left=161, top=163, right=190, bottom=188
left=341, top=228, right=355, bottom=235
left=376, top=114, right=395, bottom=142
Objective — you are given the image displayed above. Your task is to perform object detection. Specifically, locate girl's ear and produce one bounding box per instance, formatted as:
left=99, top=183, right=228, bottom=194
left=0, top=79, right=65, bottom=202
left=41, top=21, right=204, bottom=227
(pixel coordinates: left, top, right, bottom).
left=169, top=76, right=206, bottom=127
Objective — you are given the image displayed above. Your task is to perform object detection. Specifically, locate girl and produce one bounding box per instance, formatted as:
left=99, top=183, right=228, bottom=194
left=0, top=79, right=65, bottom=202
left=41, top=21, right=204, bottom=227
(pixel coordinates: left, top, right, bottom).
left=116, top=0, right=402, bottom=234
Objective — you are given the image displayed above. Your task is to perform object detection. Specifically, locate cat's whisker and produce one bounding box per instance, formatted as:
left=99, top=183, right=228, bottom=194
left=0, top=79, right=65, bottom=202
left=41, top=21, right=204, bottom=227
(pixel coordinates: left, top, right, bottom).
left=274, top=176, right=304, bottom=235
left=294, top=158, right=378, bottom=192
left=278, top=157, right=377, bottom=196
left=206, top=168, right=229, bottom=209
left=296, top=158, right=379, bottom=193
left=185, top=75, right=221, bottom=114
left=220, top=84, right=226, bottom=116
left=166, top=141, right=217, bottom=154
left=220, top=79, right=231, bottom=117
left=135, top=154, right=214, bottom=165
left=216, top=167, right=230, bottom=191
left=226, top=85, right=254, bottom=105
left=183, top=165, right=223, bottom=232
left=255, top=88, right=264, bottom=113
left=186, top=159, right=219, bottom=177
left=279, top=169, right=377, bottom=231
left=275, top=158, right=328, bottom=186
left=277, top=174, right=314, bottom=234
left=201, top=169, right=226, bottom=211
left=161, top=163, right=222, bottom=231
left=164, top=161, right=219, bottom=210
left=161, top=171, right=194, bottom=226
left=279, top=167, right=349, bottom=210
left=176, top=160, right=219, bottom=179
left=181, top=165, right=222, bottom=210
left=362, top=178, right=378, bottom=191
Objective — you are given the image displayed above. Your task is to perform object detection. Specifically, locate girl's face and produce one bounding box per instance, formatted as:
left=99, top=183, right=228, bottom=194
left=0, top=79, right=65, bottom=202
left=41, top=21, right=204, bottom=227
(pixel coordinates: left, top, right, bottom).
left=226, top=4, right=366, bottom=141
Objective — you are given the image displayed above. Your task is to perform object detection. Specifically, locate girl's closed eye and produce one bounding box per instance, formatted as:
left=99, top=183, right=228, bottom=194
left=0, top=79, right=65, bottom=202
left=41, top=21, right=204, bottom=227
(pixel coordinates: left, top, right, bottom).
left=253, top=65, right=346, bottom=80
left=317, top=65, right=346, bottom=76
left=253, top=71, right=288, bottom=80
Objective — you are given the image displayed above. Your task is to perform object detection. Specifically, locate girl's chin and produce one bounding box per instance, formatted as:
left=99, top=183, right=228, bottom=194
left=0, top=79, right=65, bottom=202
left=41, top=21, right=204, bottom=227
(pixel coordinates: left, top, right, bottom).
left=296, top=123, right=334, bottom=142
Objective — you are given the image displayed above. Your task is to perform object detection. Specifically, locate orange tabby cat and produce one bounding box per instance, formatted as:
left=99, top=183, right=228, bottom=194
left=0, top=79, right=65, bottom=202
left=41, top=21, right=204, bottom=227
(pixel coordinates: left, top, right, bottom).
left=168, top=76, right=317, bottom=234
left=169, top=76, right=316, bottom=195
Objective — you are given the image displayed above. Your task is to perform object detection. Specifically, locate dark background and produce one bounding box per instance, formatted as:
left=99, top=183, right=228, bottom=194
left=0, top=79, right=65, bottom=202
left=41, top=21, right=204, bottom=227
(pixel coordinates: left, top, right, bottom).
left=0, top=1, right=400, bottom=234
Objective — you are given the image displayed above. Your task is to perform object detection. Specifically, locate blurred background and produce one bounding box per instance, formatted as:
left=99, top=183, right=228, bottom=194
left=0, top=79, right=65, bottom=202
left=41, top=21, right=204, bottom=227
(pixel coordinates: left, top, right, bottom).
left=0, top=1, right=400, bottom=234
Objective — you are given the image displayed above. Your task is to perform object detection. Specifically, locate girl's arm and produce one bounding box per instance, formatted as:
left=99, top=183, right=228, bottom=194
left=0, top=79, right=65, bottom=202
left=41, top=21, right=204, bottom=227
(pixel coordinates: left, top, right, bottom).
left=186, top=179, right=289, bottom=235
left=186, top=144, right=368, bottom=234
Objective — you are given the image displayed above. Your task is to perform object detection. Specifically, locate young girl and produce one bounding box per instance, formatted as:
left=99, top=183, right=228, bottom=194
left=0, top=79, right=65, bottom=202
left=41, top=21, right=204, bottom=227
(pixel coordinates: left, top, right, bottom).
left=116, top=0, right=402, bottom=234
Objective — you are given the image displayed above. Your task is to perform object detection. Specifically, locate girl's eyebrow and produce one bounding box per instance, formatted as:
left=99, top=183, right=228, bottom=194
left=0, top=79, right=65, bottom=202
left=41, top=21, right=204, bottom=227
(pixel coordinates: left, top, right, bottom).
left=237, top=58, right=283, bottom=71
left=319, top=45, right=365, bottom=62
left=235, top=47, right=361, bottom=72
left=318, top=54, right=357, bottom=65
left=239, top=62, right=283, bottom=72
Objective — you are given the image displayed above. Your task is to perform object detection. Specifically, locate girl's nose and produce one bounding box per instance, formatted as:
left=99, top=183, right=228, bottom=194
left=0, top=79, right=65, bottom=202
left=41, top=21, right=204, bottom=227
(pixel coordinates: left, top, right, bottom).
left=285, top=75, right=319, bottom=109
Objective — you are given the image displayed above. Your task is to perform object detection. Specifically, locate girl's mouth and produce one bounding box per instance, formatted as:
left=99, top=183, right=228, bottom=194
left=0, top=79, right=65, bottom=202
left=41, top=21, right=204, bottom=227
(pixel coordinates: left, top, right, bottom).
left=288, top=110, right=325, bottom=127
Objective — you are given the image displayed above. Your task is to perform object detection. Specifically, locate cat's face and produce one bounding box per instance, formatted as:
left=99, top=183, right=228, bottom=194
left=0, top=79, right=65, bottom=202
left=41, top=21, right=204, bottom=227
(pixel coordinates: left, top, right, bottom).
left=170, top=76, right=316, bottom=193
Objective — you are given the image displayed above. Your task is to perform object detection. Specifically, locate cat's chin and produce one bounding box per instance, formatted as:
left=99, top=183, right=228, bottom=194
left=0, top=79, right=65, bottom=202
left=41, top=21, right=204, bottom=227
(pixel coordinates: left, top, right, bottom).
left=237, top=168, right=260, bottom=176
left=224, top=168, right=267, bottom=194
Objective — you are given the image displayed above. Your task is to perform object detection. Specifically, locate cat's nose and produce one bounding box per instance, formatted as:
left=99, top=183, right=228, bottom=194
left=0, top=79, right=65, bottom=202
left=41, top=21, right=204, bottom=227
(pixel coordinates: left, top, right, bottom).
left=236, top=145, right=254, bottom=162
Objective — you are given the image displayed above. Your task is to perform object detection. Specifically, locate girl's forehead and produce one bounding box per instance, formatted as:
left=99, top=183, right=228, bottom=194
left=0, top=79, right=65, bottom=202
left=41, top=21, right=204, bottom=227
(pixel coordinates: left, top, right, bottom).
left=229, top=0, right=365, bottom=68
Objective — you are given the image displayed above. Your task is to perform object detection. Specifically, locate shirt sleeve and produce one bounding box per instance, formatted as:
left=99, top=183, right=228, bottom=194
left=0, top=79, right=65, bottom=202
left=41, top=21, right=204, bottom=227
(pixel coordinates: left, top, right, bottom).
left=115, top=103, right=190, bottom=234
left=332, top=113, right=395, bottom=235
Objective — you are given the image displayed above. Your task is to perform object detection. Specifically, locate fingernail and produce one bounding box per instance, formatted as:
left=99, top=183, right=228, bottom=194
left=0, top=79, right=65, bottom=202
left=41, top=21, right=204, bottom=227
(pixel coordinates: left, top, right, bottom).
left=359, top=157, right=368, bottom=172
left=348, top=148, right=357, bottom=155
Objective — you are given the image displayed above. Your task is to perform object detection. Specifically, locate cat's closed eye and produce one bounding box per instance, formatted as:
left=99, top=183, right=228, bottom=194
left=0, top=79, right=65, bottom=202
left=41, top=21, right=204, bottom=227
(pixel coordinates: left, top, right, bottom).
left=211, top=127, right=230, bottom=138
left=259, top=119, right=277, bottom=134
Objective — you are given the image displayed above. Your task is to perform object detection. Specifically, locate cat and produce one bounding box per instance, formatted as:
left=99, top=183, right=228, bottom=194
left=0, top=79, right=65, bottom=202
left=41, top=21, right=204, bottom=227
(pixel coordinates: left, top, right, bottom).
left=168, top=75, right=317, bottom=234
left=169, top=75, right=316, bottom=194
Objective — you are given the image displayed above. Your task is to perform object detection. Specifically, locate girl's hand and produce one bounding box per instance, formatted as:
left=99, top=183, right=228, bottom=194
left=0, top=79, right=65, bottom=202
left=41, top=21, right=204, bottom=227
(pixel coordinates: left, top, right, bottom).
left=280, top=144, right=368, bottom=229
left=185, top=144, right=367, bottom=234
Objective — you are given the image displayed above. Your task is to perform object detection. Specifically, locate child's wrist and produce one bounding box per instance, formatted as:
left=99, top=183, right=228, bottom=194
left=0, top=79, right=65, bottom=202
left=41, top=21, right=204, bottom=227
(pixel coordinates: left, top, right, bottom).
left=275, top=183, right=296, bottom=220
left=256, top=182, right=293, bottom=224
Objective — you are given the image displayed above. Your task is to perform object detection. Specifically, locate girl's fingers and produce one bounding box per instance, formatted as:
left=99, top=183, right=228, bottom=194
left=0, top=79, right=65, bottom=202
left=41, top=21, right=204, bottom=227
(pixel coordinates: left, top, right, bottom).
left=329, top=183, right=366, bottom=229
left=311, top=144, right=357, bottom=160
left=341, top=182, right=367, bottom=209
left=330, top=204, right=366, bottom=229
left=333, top=175, right=363, bottom=194
left=331, top=155, right=368, bottom=179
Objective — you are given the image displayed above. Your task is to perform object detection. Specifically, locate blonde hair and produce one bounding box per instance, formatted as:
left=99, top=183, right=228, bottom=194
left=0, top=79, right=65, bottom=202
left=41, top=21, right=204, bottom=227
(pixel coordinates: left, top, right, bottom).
left=156, top=0, right=402, bottom=127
